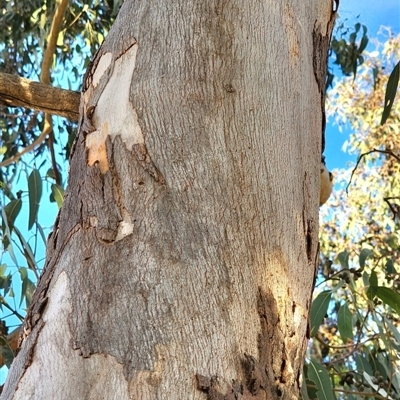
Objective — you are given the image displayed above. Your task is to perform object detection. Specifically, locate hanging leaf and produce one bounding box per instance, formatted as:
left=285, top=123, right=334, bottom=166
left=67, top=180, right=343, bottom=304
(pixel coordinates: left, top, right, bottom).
left=28, top=169, right=42, bottom=230
left=385, top=259, right=396, bottom=275
left=14, top=227, right=38, bottom=276
left=337, top=251, right=349, bottom=270
left=2, top=199, right=22, bottom=232
left=307, top=361, right=336, bottom=400
left=18, top=267, right=28, bottom=307
left=37, top=223, right=47, bottom=245
left=381, top=60, right=400, bottom=125
left=338, top=303, right=353, bottom=342
left=51, top=184, right=64, bottom=208
left=366, top=271, right=378, bottom=300
left=310, top=291, right=332, bottom=337
left=376, top=286, right=400, bottom=314
left=355, top=353, right=373, bottom=375
left=359, top=248, right=373, bottom=269
left=24, top=278, right=36, bottom=307
left=363, top=372, right=392, bottom=398
left=384, top=317, right=400, bottom=347
left=301, top=374, right=311, bottom=400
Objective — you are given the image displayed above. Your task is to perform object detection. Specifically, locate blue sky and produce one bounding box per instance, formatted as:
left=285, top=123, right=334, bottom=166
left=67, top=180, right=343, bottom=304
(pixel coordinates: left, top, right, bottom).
left=325, top=0, right=400, bottom=171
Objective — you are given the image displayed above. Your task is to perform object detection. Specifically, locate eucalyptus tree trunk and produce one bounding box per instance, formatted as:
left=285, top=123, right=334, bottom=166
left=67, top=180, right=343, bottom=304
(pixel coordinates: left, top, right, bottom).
left=1, top=0, right=336, bottom=399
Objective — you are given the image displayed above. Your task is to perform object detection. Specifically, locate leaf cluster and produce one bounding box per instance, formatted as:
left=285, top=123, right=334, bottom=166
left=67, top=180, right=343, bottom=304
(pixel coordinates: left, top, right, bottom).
left=327, top=21, right=369, bottom=90
left=303, top=250, right=400, bottom=400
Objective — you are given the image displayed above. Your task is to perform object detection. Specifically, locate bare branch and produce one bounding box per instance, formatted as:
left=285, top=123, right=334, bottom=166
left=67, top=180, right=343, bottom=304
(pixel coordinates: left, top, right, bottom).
left=346, top=148, right=400, bottom=193
left=0, top=72, right=79, bottom=121
left=40, top=0, right=70, bottom=86
left=40, top=0, right=71, bottom=184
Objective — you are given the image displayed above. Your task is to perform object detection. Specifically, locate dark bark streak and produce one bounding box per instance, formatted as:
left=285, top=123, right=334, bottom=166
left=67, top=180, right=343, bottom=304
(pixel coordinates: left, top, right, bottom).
left=255, top=288, right=288, bottom=399
left=133, top=143, right=165, bottom=184
left=196, top=374, right=262, bottom=400
left=196, top=287, right=295, bottom=400
left=312, top=0, right=338, bottom=154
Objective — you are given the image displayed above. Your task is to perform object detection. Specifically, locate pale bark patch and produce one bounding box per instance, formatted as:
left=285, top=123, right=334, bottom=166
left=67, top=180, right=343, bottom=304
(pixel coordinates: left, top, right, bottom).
left=92, top=52, right=113, bottom=87
left=13, top=272, right=131, bottom=399
left=115, top=210, right=134, bottom=241
left=93, top=44, right=144, bottom=149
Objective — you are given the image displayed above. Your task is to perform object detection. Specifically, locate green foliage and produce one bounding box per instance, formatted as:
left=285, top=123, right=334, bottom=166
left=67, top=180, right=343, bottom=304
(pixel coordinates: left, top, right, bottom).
left=0, top=0, right=120, bottom=177
left=304, top=251, right=400, bottom=399
left=337, top=302, right=353, bottom=342
left=327, top=22, right=369, bottom=89
left=50, top=183, right=64, bottom=208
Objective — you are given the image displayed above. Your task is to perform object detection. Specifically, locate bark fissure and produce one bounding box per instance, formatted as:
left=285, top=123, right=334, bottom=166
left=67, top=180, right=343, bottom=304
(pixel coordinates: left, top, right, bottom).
left=132, top=143, right=165, bottom=184
left=312, top=0, right=338, bottom=153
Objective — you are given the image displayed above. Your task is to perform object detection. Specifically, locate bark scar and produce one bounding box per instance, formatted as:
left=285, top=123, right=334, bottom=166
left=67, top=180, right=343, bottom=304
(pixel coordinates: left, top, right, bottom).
left=133, top=143, right=165, bottom=184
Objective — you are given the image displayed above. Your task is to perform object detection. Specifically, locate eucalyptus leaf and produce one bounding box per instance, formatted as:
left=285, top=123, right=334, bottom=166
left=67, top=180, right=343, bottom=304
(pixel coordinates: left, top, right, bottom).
left=366, top=271, right=378, bottom=300
left=51, top=184, right=64, bottom=208
left=355, top=354, right=373, bottom=375
left=359, top=248, right=373, bottom=268
left=307, top=361, right=335, bottom=400
left=310, top=291, right=332, bottom=337
left=337, top=251, right=349, bottom=270
left=376, top=286, right=400, bottom=314
left=338, top=303, right=353, bottom=342
left=28, top=169, right=42, bottom=230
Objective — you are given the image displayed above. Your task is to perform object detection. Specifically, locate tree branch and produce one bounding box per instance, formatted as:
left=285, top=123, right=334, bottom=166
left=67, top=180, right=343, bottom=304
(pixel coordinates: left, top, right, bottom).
left=40, top=0, right=70, bottom=86
left=40, top=0, right=71, bottom=185
left=0, top=0, right=74, bottom=171
left=0, top=72, right=80, bottom=121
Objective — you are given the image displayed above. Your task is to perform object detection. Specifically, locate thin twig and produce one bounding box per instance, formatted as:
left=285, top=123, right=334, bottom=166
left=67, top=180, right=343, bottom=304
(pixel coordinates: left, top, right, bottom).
left=346, top=148, right=400, bottom=193
left=315, top=332, right=379, bottom=350
left=307, top=383, right=390, bottom=399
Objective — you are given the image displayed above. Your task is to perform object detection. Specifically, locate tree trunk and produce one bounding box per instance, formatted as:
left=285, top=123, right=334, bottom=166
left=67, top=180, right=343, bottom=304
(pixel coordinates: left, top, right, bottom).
left=1, top=1, right=336, bottom=399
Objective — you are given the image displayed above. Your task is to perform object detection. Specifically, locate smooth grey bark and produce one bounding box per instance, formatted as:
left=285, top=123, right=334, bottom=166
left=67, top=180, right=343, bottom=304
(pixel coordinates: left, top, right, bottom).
left=2, top=1, right=336, bottom=399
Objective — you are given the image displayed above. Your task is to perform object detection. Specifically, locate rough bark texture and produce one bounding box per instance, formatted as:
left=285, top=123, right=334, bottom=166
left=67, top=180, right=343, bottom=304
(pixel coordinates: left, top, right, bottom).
left=2, top=1, right=336, bottom=399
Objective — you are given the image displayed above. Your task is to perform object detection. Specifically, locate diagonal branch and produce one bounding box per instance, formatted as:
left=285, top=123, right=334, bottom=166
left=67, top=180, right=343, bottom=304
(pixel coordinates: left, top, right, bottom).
left=40, top=0, right=71, bottom=185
